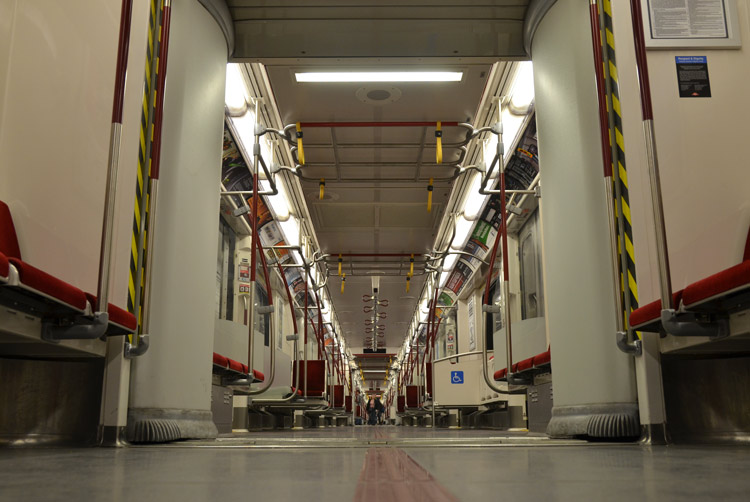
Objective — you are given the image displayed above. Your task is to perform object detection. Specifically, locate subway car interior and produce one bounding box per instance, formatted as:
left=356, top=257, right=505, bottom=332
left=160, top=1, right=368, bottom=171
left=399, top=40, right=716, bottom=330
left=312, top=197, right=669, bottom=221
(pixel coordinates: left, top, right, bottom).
left=1, top=0, right=750, bottom=500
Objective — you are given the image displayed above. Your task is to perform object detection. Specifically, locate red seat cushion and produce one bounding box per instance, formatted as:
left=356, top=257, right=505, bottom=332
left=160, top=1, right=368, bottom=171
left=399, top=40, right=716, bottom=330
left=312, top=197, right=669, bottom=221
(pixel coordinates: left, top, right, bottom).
left=213, top=352, right=229, bottom=368
left=8, top=257, right=87, bottom=310
left=241, top=363, right=250, bottom=374
left=517, top=357, right=534, bottom=372
left=493, top=368, right=507, bottom=380
left=84, top=293, right=137, bottom=330
left=682, top=261, right=750, bottom=307
left=629, top=290, right=684, bottom=328
left=406, top=385, right=419, bottom=408
left=253, top=369, right=265, bottom=382
left=333, top=384, right=344, bottom=407
left=228, top=358, right=244, bottom=373
left=0, top=201, right=22, bottom=260
left=397, top=395, right=406, bottom=413
left=292, top=360, right=326, bottom=397
left=533, top=350, right=551, bottom=367
left=0, top=251, right=9, bottom=279
left=511, top=362, right=519, bottom=372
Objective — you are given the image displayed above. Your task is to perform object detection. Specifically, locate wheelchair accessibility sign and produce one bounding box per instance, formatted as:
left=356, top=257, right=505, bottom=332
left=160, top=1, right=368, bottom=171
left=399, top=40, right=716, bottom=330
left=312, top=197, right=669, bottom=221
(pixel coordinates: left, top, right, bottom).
left=451, top=371, right=464, bottom=384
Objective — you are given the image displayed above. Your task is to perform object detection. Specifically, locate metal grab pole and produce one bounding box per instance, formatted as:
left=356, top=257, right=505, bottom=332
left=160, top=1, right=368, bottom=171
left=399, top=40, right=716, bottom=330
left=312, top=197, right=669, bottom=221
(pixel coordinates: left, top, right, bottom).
left=304, top=270, right=309, bottom=399
left=247, top=101, right=261, bottom=378
left=629, top=0, right=673, bottom=311
left=245, top=236, right=277, bottom=395
left=589, top=1, right=641, bottom=356
left=96, top=0, right=135, bottom=315
left=133, top=0, right=172, bottom=336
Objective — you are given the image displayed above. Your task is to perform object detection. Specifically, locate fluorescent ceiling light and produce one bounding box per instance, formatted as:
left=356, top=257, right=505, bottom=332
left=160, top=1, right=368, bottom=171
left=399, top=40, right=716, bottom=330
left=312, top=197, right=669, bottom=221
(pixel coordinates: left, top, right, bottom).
left=260, top=177, right=291, bottom=221
left=443, top=253, right=459, bottom=272
left=509, top=62, right=535, bottom=113
left=225, top=64, right=249, bottom=114
left=230, top=111, right=256, bottom=155
left=279, top=216, right=300, bottom=248
left=439, top=270, right=451, bottom=288
left=451, top=215, right=475, bottom=251
left=462, top=171, right=489, bottom=221
left=295, top=71, right=463, bottom=83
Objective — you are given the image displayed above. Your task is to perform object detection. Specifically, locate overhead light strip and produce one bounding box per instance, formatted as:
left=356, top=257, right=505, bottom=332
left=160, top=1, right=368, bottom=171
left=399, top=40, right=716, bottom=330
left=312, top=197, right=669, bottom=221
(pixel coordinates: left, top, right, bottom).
left=295, top=72, right=463, bottom=83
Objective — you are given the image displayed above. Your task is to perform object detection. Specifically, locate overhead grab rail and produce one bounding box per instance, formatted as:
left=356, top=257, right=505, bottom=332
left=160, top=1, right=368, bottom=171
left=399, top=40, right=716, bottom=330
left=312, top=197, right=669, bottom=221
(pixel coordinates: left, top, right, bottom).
left=260, top=121, right=509, bottom=185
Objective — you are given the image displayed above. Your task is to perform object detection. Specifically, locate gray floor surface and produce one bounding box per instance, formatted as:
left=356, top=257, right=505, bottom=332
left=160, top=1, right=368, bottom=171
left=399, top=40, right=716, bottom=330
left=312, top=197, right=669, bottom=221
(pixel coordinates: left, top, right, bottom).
left=1, top=426, right=749, bottom=501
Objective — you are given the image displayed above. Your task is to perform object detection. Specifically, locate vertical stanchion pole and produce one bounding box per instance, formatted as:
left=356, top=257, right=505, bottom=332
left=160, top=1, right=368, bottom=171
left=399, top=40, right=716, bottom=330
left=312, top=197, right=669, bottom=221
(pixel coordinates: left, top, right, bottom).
left=96, top=0, right=135, bottom=315
left=589, top=0, right=628, bottom=340
left=629, top=0, right=673, bottom=311
left=138, top=0, right=172, bottom=344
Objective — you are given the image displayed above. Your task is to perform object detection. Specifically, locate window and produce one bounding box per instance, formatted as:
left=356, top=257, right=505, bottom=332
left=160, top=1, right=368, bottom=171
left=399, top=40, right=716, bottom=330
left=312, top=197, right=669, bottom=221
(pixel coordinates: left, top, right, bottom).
left=255, top=283, right=270, bottom=347
left=216, top=218, right=235, bottom=321
left=519, top=210, right=544, bottom=320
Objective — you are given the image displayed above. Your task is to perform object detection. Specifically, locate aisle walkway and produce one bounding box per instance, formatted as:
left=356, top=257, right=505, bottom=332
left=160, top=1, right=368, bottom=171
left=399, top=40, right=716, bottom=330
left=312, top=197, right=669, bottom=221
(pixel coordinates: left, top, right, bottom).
left=1, top=426, right=749, bottom=501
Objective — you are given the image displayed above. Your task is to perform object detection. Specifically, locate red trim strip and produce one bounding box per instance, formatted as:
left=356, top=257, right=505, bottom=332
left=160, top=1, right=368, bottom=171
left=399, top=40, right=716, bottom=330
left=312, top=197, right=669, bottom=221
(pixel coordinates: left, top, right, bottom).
left=300, top=121, right=459, bottom=128
left=111, top=0, right=134, bottom=123
left=629, top=0, right=655, bottom=120
left=354, top=448, right=458, bottom=502
left=589, top=2, right=614, bottom=178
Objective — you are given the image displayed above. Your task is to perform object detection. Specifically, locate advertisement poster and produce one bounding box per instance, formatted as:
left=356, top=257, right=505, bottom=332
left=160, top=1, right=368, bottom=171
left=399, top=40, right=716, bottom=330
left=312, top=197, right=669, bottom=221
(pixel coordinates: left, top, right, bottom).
left=435, top=115, right=538, bottom=314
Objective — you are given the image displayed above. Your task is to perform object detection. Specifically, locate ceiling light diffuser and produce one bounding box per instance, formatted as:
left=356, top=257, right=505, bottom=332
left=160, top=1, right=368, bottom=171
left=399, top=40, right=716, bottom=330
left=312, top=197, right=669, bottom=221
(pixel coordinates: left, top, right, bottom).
left=295, top=72, right=463, bottom=83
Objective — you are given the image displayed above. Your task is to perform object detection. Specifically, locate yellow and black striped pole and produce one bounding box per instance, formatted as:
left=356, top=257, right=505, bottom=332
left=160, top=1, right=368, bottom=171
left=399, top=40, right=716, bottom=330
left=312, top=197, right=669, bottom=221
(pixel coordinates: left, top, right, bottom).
left=126, top=0, right=163, bottom=341
left=602, top=0, right=640, bottom=335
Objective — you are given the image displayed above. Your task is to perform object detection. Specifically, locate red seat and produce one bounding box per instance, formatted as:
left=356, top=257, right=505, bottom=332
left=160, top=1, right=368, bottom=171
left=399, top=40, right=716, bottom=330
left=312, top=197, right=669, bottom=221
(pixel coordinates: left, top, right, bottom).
left=0, top=201, right=22, bottom=260
left=0, top=251, right=9, bottom=280
left=629, top=290, right=684, bottom=329
left=682, top=261, right=750, bottom=307
left=84, top=293, right=137, bottom=331
left=228, top=358, right=244, bottom=373
left=532, top=350, right=551, bottom=367
left=405, top=385, right=419, bottom=408
left=397, top=395, right=406, bottom=413
left=292, top=360, right=326, bottom=397
left=493, top=368, right=507, bottom=380
left=516, top=357, right=534, bottom=372
left=333, top=384, right=344, bottom=408
left=8, top=257, right=87, bottom=311
left=213, top=352, right=229, bottom=368
left=252, top=369, right=265, bottom=382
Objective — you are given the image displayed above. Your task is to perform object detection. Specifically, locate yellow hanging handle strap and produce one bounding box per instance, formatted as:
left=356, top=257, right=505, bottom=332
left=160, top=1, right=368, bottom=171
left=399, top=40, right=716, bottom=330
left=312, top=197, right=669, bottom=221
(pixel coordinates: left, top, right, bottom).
left=319, top=178, right=325, bottom=199
left=427, top=177, right=433, bottom=212
left=338, top=254, right=343, bottom=276
left=295, top=122, right=305, bottom=165
left=409, top=254, right=414, bottom=277
left=406, top=275, right=411, bottom=293
left=435, top=121, right=443, bottom=164
left=341, top=273, right=346, bottom=294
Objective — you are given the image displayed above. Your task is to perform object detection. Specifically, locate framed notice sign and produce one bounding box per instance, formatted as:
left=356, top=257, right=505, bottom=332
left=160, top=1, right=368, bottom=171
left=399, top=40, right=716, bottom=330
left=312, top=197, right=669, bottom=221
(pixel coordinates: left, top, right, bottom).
left=641, top=0, right=742, bottom=49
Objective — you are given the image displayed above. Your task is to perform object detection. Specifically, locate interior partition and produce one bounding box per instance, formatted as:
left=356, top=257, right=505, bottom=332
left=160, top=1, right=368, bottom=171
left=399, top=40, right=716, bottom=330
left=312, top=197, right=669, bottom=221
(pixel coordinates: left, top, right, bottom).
left=531, top=0, right=639, bottom=438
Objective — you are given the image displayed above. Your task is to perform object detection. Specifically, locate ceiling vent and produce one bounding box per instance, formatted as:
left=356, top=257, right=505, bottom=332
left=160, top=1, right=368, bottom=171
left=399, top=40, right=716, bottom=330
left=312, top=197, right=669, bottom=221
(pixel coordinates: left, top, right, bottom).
left=356, top=86, right=402, bottom=106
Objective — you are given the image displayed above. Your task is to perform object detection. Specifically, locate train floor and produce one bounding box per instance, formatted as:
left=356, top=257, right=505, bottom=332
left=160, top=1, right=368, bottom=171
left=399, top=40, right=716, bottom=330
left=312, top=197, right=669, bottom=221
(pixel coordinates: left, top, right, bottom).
left=1, top=426, right=749, bottom=501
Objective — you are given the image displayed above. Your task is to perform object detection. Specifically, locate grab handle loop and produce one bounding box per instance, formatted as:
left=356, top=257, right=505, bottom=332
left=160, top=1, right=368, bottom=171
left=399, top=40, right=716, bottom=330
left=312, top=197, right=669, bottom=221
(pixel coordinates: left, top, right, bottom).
left=295, top=122, right=305, bottom=165
left=427, top=178, right=434, bottom=212
left=319, top=178, right=325, bottom=199
left=435, top=121, right=443, bottom=164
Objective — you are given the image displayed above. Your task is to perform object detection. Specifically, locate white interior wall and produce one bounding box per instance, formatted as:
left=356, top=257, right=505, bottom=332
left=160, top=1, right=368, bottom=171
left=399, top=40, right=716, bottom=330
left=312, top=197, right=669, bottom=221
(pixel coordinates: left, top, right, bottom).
left=611, top=0, right=750, bottom=309
left=0, top=0, right=149, bottom=309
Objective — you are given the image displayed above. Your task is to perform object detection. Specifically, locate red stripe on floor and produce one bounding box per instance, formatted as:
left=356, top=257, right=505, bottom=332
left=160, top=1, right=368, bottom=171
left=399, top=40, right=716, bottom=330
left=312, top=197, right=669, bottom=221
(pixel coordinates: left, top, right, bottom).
left=353, top=448, right=458, bottom=502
